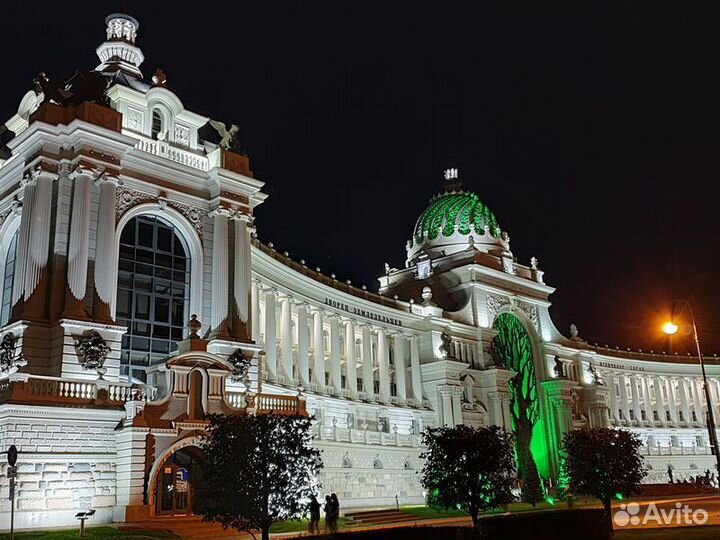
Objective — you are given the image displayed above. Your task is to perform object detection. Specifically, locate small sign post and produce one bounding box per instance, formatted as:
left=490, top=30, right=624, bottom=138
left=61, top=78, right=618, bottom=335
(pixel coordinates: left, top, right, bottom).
left=7, top=444, right=17, bottom=540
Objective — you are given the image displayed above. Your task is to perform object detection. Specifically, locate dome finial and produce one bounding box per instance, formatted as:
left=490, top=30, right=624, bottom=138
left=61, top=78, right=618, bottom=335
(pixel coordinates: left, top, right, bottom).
left=442, top=158, right=462, bottom=192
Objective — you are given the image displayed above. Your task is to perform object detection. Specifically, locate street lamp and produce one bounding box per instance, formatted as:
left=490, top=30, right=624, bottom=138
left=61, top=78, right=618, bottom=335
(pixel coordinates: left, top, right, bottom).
left=663, top=300, right=720, bottom=481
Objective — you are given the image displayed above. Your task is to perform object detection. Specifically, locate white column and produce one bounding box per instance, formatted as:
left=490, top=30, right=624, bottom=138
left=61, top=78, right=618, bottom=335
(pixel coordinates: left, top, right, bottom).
left=393, top=333, right=407, bottom=401
left=377, top=328, right=390, bottom=403
left=12, top=176, right=36, bottom=309
left=233, top=218, right=251, bottom=333
left=692, top=378, right=705, bottom=425
left=641, top=376, right=654, bottom=423
left=630, top=375, right=642, bottom=423
left=312, top=309, right=325, bottom=389
left=678, top=378, right=692, bottom=425
left=23, top=169, right=55, bottom=318
left=618, top=374, right=631, bottom=424
left=66, top=167, right=93, bottom=309
left=361, top=324, right=374, bottom=400
left=666, top=377, right=679, bottom=426
left=345, top=319, right=357, bottom=398
left=263, top=288, right=277, bottom=381
left=296, top=302, right=310, bottom=387
left=410, top=336, right=422, bottom=403
left=329, top=315, right=342, bottom=394
left=210, top=210, right=229, bottom=336
left=712, top=379, right=720, bottom=425
left=440, top=387, right=454, bottom=426
left=653, top=376, right=667, bottom=426
left=451, top=387, right=463, bottom=425
left=93, top=175, right=120, bottom=321
left=607, top=372, right=620, bottom=423
left=251, top=279, right=260, bottom=341
left=279, top=295, right=293, bottom=381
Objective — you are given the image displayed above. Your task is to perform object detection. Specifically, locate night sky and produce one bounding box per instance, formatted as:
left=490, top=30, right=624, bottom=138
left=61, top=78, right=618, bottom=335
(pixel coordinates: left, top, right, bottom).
left=2, top=2, right=719, bottom=353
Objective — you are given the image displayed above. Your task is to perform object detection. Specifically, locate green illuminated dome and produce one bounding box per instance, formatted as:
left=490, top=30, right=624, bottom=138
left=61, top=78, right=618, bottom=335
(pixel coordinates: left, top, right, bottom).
left=413, top=190, right=501, bottom=242
left=406, top=167, right=508, bottom=265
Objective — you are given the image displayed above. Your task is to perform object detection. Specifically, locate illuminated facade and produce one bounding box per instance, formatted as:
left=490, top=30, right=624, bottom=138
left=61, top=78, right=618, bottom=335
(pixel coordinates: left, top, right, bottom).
left=0, top=13, right=717, bottom=530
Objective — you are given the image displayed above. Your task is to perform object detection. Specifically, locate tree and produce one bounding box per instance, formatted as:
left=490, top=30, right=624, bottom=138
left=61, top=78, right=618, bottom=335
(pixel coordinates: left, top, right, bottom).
left=420, top=425, right=516, bottom=536
left=563, top=428, right=647, bottom=537
left=492, top=312, right=544, bottom=504
left=200, top=413, right=323, bottom=540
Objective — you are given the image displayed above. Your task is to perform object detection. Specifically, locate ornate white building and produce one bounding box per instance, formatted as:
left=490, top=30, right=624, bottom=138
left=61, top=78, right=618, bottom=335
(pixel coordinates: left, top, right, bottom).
left=0, top=13, right=717, bottom=530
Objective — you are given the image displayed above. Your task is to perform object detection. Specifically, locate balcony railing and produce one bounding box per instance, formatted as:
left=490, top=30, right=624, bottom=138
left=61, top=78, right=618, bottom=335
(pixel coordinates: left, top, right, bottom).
left=639, top=445, right=712, bottom=456
left=248, top=393, right=307, bottom=416
left=135, top=137, right=210, bottom=171
left=313, top=424, right=420, bottom=447
left=0, top=375, right=156, bottom=405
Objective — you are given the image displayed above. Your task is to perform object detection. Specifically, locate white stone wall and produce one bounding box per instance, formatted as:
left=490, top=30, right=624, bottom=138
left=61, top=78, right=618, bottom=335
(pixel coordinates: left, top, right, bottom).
left=0, top=406, right=124, bottom=530
left=316, top=441, right=424, bottom=509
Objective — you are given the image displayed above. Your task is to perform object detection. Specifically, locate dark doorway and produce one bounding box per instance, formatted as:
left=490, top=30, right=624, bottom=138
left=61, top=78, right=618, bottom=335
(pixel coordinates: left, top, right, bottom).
left=156, top=446, right=207, bottom=515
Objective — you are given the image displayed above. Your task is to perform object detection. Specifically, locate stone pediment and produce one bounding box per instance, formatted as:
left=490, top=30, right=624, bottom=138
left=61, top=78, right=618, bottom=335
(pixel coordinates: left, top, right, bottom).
left=165, top=352, right=236, bottom=373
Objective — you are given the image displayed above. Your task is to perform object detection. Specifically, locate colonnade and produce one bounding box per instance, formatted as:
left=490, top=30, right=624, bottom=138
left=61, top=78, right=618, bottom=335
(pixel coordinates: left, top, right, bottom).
left=603, top=371, right=720, bottom=428
left=252, top=280, right=424, bottom=406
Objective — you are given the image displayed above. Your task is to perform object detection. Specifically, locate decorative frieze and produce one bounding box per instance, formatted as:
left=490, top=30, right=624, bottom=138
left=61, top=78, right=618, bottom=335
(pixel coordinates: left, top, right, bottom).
left=116, top=185, right=205, bottom=239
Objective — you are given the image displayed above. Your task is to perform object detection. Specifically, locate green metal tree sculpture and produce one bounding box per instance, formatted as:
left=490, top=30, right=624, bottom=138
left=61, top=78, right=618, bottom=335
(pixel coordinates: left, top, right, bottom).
left=492, top=312, right=544, bottom=505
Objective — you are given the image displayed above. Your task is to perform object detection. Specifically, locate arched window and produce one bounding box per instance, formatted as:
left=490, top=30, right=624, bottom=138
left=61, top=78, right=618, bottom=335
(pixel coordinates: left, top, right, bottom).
left=151, top=109, right=164, bottom=139
left=117, top=215, right=190, bottom=382
left=0, top=230, right=18, bottom=326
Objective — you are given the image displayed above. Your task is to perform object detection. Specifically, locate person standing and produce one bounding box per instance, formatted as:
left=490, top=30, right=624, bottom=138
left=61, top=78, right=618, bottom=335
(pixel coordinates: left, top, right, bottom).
left=308, top=495, right=321, bottom=534
left=329, top=493, right=340, bottom=533
left=324, top=495, right=333, bottom=533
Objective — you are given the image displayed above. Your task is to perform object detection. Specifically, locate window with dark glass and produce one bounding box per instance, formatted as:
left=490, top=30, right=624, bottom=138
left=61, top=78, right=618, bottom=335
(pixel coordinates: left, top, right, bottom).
left=116, top=215, right=189, bottom=382
left=151, top=109, right=164, bottom=139
left=0, top=230, right=18, bottom=326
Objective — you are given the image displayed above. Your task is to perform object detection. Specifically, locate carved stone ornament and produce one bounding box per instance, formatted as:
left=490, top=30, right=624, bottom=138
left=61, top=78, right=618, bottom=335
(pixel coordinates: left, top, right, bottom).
left=439, top=332, right=454, bottom=359
left=486, top=294, right=511, bottom=325
left=0, top=333, right=27, bottom=374
left=228, top=349, right=251, bottom=382
left=76, top=330, right=110, bottom=377
left=115, top=186, right=205, bottom=240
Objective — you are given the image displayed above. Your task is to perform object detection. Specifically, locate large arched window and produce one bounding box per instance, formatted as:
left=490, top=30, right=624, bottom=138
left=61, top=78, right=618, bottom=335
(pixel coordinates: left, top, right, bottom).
left=116, top=215, right=190, bottom=382
left=0, top=230, right=18, bottom=326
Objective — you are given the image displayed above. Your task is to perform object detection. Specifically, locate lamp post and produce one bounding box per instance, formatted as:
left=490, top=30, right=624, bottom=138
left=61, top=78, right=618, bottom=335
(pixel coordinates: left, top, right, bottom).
left=663, top=300, right=720, bottom=480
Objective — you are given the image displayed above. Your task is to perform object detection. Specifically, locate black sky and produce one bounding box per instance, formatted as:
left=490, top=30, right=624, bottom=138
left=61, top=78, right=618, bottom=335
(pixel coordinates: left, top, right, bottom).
left=2, top=1, right=719, bottom=353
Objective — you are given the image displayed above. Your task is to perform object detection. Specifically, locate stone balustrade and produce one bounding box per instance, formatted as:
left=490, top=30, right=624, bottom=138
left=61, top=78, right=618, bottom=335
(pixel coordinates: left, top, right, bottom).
left=639, top=445, right=712, bottom=456
left=313, top=424, right=420, bottom=447
left=135, top=137, right=209, bottom=171
left=0, top=375, right=156, bottom=406
left=247, top=393, right=306, bottom=416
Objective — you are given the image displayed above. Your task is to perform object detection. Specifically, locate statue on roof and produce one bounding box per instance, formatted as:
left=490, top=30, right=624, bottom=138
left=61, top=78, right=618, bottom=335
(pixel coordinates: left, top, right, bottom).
left=208, top=119, right=241, bottom=151
left=33, top=70, right=109, bottom=107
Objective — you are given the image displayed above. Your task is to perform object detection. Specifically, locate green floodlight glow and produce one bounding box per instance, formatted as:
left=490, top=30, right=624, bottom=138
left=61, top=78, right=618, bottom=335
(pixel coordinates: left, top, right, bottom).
left=546, top=496, right=555, bottom=506
left=615, top=493, right=624, bottom=501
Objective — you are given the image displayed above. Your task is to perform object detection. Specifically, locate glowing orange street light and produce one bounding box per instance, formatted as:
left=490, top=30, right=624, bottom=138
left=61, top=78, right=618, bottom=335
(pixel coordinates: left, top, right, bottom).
left=663, top=301, right=720, bottom=482
left=662, top=321, right=679, bottom=335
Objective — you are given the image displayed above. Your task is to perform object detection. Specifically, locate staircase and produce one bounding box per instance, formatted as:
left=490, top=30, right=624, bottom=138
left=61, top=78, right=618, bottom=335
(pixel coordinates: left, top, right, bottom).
left=122, top=515, right=249, bottom=539
left=343, top=509, right=420, bottom=526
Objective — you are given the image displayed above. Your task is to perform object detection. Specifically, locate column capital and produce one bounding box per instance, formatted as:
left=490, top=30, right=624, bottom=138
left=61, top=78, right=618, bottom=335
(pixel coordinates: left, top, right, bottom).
left=208, top=206, right=234, bottom=218
left=22, top=165, right=58, bottom=186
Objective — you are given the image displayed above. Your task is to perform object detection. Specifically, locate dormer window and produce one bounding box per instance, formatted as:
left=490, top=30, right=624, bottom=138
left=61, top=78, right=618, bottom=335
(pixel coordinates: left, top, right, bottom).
left=151, top=109, right=164, bottom=139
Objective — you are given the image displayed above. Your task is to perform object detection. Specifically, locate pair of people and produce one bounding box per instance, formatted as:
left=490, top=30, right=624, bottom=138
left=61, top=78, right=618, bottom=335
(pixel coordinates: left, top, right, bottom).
left=307, top=493, right=340, bottom=534
left=325, top=493, right=340, bottom=533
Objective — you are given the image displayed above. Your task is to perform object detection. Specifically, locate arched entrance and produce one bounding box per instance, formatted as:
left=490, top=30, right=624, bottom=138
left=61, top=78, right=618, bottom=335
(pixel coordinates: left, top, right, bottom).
left=156, top=446, right=208, bottom=515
